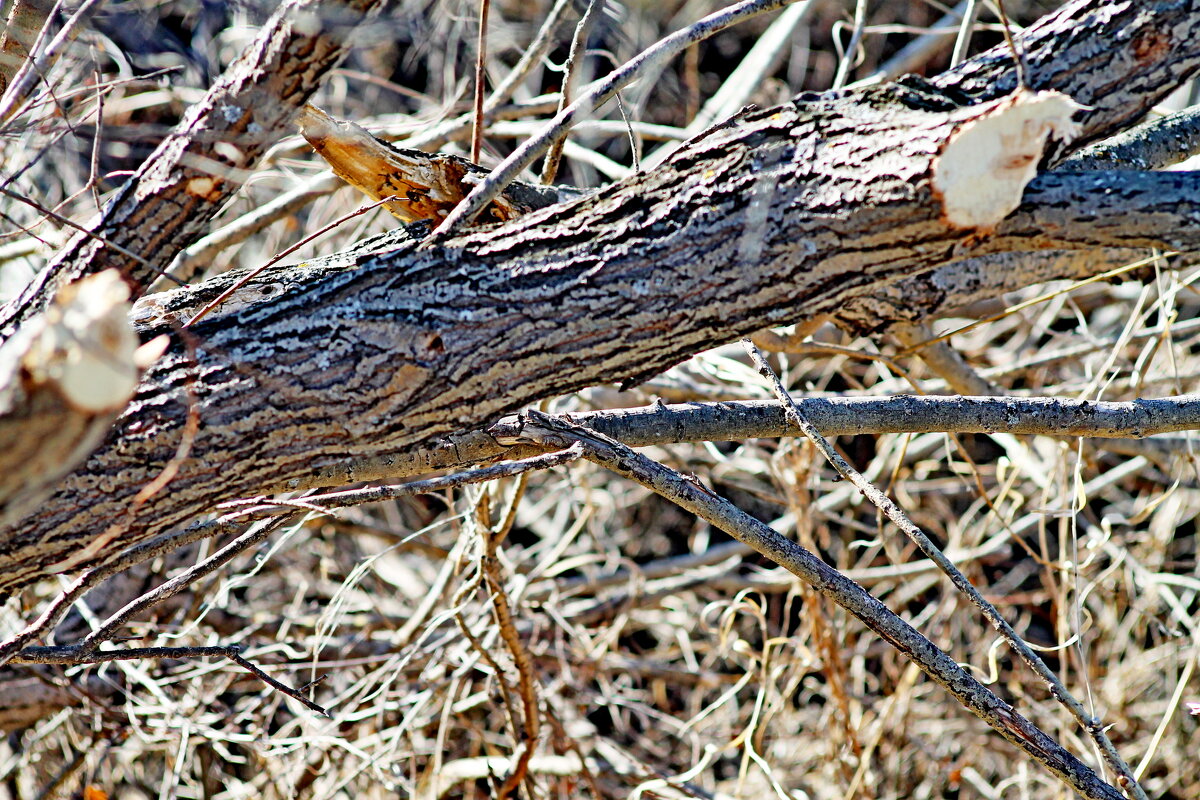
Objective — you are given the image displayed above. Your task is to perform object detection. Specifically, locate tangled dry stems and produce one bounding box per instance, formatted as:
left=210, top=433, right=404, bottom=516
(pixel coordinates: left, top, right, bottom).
left=0, top=1, right=1197, bottom=799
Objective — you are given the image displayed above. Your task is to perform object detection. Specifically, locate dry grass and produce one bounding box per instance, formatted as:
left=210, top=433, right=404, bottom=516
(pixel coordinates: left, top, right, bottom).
left=0, top=1, right=1197, bottom=799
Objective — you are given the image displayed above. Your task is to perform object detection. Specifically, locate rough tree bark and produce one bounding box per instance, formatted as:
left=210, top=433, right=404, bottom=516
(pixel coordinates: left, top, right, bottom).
left=0, top=0, right=1197, bottom=596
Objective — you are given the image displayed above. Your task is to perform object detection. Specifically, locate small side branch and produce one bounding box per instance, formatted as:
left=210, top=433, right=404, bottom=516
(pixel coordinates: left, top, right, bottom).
left=741, top=339, right=1147, bottom=800
left=281, top=394, right=1200, bottom=494
left=10, top=643, right=329, bottom=716
left=509, top=409, right=1125, bottom=800
left=1062, top=106, right=1200, bottom=172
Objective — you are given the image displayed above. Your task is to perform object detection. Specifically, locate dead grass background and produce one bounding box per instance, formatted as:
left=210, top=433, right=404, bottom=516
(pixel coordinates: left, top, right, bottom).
left=0, top=1, right=1197, bottom=798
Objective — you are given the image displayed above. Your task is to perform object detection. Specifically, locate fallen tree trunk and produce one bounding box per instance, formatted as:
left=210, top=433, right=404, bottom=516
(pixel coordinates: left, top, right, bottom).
left=1, top=0, right=1199, bottom=595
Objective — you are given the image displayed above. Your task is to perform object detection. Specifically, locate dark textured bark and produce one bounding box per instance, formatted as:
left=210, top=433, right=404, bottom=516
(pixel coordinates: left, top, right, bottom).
left=836, top=248, right=1148, bottom=334
left=838, top=168, right=1200, bottom=333
left=0, top=0, right=1198, bottom=595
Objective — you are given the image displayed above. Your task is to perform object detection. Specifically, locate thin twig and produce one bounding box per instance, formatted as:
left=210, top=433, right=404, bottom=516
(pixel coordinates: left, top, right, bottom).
left=12, top=644, right=242, bottom=664
left=11, top=643, right=329, bottom=716
left=740, top=338, right=1148, bottom=800
left=832, top=0, right=868, bottom=90
left=482, top=0, right=576, bottom=115
left=87, top=45, right=104, bottom=214
left=226, top=447, right=583, bottom=517
left=540, top=0, right=603, bottom=184
left=228, top=650, right=329, bottom=716
left=950, top=0, right=980, bottom=67
left=471, top=0, right=491, bottom=163
left=0, top=184, right=160, bottom=272
left=0, top=514, right=275, bottom=666
left=994, top=0, right=1027, bottom=88
left=74, top=516, right=292, bottom=654
left=184, top=197, right=392, bottom=328
left=452, top=556, right=523, bottom=738
left=484, top=503, right=541, bottom=799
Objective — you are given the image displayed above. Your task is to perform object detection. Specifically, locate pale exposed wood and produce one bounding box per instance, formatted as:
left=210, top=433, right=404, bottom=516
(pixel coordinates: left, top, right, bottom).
left=0, top=271, right=164, bottom=526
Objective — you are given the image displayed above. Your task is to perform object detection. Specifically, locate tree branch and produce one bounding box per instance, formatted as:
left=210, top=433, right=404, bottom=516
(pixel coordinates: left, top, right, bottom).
left=742, top=339, right=1146, bottom=800
left=1062, top=105, right=1200, bottom=172
left=9, top=643, right=329, bottom=716
left=2, top=0, right=1199, bottom=594
left=509, top=410, right=1126, bottom=800
left=0, top=0, right=386, bottom=337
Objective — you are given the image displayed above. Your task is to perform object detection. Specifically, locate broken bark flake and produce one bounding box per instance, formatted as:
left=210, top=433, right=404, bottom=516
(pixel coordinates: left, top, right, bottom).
left=297, top=104, right=571, bottom=225
left=933, top=89, right=1082, bottom=230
